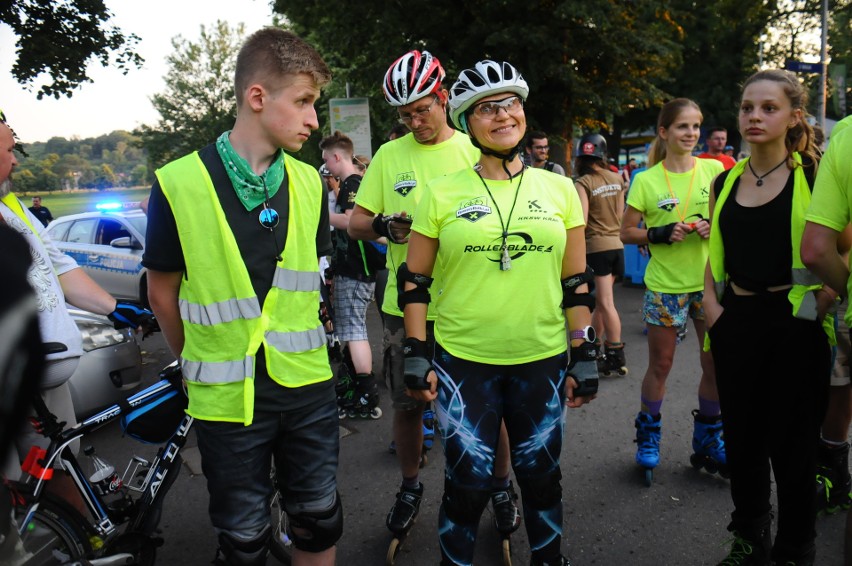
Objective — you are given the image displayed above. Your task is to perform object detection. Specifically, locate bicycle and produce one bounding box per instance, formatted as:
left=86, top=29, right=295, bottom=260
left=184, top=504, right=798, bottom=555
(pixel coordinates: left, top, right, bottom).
left=4, top=358, right=292, bottom=565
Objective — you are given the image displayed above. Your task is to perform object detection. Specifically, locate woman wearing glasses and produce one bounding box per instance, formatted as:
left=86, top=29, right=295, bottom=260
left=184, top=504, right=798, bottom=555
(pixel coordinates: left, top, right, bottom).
left=400, top=60, right=595, bottom=566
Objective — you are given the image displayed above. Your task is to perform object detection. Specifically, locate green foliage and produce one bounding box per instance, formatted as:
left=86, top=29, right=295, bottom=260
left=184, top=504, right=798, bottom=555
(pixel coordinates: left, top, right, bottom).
left=274, top=0, right=683, bottom=162
left=13, top=130, right=148, bottom=191
left=0, top=0, right=143, bottom=99
left=136, top=21, right=245, bottom=172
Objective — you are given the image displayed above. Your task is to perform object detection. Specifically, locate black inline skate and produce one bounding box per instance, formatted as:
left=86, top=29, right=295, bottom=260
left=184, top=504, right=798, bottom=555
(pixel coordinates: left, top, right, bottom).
left=386, top=483, right=423, bottom=564
left=350, top=372, right=382, bottom=419
left=491, top=481, right=521, bottom=565
left=816, top=439, right=851, bottom=515
left=598, top=341, right=628, bottom=377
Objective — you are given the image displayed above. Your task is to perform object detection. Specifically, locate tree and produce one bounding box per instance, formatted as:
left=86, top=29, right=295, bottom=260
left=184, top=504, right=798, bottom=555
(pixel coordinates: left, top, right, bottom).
left=0, top=0, right=143, bottom=99
left=273, top=0, right=683, bottom=165
left=136, top=21, right=245, bottom=171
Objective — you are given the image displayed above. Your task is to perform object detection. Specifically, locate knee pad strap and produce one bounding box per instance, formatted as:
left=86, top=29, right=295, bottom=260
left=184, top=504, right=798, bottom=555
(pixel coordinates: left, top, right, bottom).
left=217, top=525, right=271, bottom=566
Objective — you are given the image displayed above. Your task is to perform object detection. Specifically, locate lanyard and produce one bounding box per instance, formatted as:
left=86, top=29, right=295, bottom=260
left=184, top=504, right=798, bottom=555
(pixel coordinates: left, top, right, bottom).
left=661, top=158, right=697, bottom=223
left=475, top=167, right=525, bottom=271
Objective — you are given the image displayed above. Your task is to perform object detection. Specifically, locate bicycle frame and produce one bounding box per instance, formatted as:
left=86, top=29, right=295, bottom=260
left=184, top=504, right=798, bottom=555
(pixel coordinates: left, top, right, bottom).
left=17, top=365, right=192, bottom=545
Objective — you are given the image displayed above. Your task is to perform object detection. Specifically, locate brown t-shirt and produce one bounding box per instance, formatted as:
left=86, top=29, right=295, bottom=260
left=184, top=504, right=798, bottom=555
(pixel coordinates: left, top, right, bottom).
left=576, top=168, right=625, bottom=253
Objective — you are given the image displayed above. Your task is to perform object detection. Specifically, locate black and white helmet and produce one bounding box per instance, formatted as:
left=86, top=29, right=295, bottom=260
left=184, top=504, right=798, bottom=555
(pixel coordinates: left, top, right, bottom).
left=448, top=60, right=529, bottom=133
left=576, top=133, right=608, bottom=159
left=382, top=50, right=446, bottom=107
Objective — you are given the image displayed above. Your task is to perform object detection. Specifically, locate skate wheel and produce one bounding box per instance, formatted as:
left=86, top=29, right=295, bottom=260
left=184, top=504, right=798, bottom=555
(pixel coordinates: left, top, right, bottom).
left=371, top=407, right=383, bottom=419
left=387, top=537, right=402, bottom=565
left=644, top=468, right=653, bottom=487
left=618, top=368, right=629, bottom=376
left=502, top=537, right=512, bottom=566
left=689, top=454, right=702, bottom=470
left=338, top=409, right=347, bottom=420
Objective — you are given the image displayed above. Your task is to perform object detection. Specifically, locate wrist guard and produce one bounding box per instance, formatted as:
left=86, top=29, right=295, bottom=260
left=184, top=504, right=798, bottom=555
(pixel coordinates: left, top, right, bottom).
left=109, top=302, right=158, bottom=337
left=372, top=214, right=410, bottom=244
left=403, top=337, right=433, bottom=390
left=567, top=342, right=599, bottom=397
left=647, top=223, right=676, bottom=245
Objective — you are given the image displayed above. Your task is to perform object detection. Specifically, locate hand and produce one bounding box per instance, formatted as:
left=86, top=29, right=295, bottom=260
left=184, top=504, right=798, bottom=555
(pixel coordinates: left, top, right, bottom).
left=403, top=337, right=437, bottom=401
left=704, top=301, right=724, bottom=329
left=406, top=370, right=438, bottom=402
left=108, top=302, right=159, bottom=338
left=566, top=343, right=599, bottom=407
left=372, top=213, right=412, bottom=244
left=692, top=218, right=711, bottom=239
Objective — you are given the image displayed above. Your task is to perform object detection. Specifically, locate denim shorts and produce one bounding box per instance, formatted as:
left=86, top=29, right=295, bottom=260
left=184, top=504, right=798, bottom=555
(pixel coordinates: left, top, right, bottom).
left=194, top=392, right=339, bottom=539
left=642, top=289, right=705, bottom=328
left=332, top=275, right=375, bottom=342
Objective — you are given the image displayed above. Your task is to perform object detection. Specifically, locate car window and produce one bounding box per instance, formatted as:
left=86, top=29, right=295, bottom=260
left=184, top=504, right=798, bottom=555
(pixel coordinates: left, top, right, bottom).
left=66, top=219, right=98, bottom=244
left=126, top=216, right=146, bottom=237
left=96, top=218, right=131, bottom=245
left=46, top=220, right=72, bottom=242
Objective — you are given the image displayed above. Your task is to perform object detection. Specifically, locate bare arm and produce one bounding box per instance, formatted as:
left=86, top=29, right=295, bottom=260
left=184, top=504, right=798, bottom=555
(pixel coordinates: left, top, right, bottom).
left=402, top=231, right=439, bottom=402
left=802, top=222, right=850, bottom=299
left=147, top=270, right=185, bottom=358
left=576, top=183, right=589, bottom=225
left=330, top=209, right=351, bottom=231
left=620, top=206, right=648, bottom=245
left=347, top=204, right=381, bottom=240
left=59, top=268, right=117, bottom=315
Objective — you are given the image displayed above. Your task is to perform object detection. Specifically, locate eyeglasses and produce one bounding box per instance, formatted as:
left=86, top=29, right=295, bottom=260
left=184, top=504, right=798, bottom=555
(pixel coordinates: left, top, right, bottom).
left=397, top=95, right=439, bottom=124
left=471, top=96, right=523, bottom=119
left=532, top=145, right=549, bottom=150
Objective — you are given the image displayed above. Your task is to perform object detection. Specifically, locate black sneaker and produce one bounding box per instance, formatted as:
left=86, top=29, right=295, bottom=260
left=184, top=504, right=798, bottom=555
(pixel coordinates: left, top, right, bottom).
left=491, top=481, right=521, bottom=534
left=386, top=483, right=423, bottom=536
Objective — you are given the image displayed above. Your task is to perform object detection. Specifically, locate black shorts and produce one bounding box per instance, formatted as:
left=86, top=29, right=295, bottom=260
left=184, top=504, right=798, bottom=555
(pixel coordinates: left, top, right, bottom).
left=587, top=249, right=624, bottom=277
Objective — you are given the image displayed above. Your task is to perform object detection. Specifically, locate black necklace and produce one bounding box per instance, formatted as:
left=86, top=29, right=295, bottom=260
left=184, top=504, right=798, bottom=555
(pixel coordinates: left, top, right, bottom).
left=747, top=157, right=787, bottom=187
left=474, top=166, right=525, bottom=271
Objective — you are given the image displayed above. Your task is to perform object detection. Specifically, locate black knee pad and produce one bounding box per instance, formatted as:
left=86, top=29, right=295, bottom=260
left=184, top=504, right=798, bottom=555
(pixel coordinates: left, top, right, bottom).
left=442, top=480, right=491, bottom=525
left=516, top=469, right=562, bottom=510
left=216, top=525, right=270, bottom=566
left=286, top=493, right=343, bottom=553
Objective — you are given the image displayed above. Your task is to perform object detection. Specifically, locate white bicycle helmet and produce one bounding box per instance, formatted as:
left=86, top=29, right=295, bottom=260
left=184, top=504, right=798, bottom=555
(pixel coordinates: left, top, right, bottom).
left=382, top=50, right=446, bottom=107
left=448, top=60, right=529, bottom=133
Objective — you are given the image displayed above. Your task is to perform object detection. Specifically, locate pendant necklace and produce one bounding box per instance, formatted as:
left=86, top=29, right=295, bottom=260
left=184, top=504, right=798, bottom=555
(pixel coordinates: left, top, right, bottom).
left=747, top=157, right=787, bottom=187
left=661, top=158, right=697, bottom=223
left=475, top=165, right=525, bottom=271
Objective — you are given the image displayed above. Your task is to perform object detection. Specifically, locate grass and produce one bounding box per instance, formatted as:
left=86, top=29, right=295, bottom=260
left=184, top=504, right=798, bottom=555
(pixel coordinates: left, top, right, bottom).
left=19, top=188, right=150, bottom=218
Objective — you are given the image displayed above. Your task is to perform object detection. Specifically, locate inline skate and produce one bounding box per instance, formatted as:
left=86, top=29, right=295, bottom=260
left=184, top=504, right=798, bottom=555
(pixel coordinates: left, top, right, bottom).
left=597, top=341, right=628, bottom=377
left=635, top=411, right=661, bottom=486
left=716, top=514, right=771, bottom=566
left=386, top=483, right=423, bottom=564
left=350, top=372, right=382, bottom=419
left=491, top=481, right=521, bottom=565
left=690, top=410, right=729, bottom=478
left=816, top=440, right=852, bottom=515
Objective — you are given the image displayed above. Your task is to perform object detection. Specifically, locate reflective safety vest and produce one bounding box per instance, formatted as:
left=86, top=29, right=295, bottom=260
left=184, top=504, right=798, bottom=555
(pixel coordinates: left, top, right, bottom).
left=156, top=152, right=331, bottom=425
left=1, top=192, right=37, bottom=232
left=706, top=152, right=835, bottom=350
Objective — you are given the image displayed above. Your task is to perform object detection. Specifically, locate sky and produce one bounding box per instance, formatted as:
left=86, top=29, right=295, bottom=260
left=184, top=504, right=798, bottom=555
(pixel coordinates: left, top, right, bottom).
left=0, top=0, right=274, bottom=143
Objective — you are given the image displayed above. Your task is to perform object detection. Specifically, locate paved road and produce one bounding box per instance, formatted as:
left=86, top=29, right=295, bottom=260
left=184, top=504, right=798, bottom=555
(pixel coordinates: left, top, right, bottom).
left=87, top=282, right=848, bottom=565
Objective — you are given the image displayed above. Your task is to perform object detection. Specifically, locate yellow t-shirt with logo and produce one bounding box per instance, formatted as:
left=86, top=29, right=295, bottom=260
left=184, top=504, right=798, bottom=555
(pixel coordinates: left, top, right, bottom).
left=626, top=158, right=722, bottom=293
left=412, top=167, right=584, bottom=364
left=356, top=131, right=480, bottom=318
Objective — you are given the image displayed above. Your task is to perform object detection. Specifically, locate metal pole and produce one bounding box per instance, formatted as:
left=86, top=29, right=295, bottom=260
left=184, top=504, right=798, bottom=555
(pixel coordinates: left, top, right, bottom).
left=819, top=0, right=828, bottom=129
left=346, top=82, right=351, bottom=99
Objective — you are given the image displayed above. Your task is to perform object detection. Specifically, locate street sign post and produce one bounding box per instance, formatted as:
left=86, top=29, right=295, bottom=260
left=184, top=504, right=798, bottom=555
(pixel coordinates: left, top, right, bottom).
left=785, top=60, right=822, bottom=74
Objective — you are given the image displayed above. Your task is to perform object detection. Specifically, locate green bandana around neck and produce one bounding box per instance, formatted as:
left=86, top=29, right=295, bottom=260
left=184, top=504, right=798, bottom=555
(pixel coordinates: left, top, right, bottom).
left=216, top=131, right=285, bottom=211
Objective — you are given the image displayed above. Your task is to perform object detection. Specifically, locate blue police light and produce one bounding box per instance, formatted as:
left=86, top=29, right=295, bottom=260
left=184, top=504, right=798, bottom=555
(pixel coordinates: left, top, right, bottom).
left=96, top=202, right=123, bottom=211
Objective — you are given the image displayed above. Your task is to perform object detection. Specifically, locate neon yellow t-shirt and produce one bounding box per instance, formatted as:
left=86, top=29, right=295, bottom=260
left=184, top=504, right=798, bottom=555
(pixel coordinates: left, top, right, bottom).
left=412, top=167, right=585, bottom=364
left=805, top=116, right=852, bottom=326
left=626, top=158, right=722, bottom=293
left=355, top=131, right=480, bottom=318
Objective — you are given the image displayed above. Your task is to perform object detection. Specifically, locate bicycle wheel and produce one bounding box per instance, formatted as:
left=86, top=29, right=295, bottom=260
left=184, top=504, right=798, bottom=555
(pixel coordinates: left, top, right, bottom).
left=10, top=484, right=92, bottom=565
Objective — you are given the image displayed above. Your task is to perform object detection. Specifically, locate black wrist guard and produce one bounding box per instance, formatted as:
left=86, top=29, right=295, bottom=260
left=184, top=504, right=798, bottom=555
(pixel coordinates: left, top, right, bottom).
left=372, top=214, right=392, bottom=239
left=647, top=223, right=676, bottom=245
left=567, top=342, right=599, bottom=397
left=403, top=337, right=432, bottom=390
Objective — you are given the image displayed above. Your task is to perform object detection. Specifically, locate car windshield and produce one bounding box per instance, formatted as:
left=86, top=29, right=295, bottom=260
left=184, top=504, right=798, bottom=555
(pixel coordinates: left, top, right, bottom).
left=126, top=216, right=147, bottom=237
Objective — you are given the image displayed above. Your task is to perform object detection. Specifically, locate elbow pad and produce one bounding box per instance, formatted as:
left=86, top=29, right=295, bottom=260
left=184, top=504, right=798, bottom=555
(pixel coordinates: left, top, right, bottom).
left=397, top=262, right=433, bottom=311
left=561, top=266, right=596, bottom=311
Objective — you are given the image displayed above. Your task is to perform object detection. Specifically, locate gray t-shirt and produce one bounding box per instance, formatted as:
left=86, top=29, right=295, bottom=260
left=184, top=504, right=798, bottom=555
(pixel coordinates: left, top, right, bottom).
left=0, top=198, right=83, bottom=362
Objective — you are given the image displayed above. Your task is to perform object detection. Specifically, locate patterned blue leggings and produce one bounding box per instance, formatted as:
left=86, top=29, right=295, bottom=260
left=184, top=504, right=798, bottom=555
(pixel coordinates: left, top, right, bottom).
left=433, top=343, right=568, bottom=565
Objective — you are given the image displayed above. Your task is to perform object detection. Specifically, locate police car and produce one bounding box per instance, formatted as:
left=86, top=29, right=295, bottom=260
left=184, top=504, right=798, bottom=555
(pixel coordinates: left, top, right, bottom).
left=44, top=202, right=148, bottom=306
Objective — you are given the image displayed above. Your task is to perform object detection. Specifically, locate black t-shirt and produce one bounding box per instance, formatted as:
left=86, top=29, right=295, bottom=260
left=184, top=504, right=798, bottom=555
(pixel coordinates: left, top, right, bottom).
left=331, top=174, right=374, bottom=280
left=142, top=144, right=334, bottom=411
left=28, top=206, right=53, bottom=227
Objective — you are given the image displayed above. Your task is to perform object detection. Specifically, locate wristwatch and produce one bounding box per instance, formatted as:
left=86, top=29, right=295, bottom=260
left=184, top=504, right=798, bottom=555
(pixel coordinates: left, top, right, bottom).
left=569, top=325, right=596, bottom=343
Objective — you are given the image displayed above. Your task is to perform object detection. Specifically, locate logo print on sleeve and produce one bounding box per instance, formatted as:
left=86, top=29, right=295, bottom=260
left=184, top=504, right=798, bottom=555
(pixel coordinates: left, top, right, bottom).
left=394, top=171, right=417, bottom=196
left=456, top=197, right=492, bottom=222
